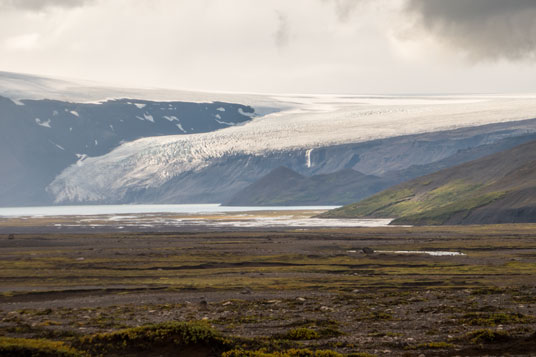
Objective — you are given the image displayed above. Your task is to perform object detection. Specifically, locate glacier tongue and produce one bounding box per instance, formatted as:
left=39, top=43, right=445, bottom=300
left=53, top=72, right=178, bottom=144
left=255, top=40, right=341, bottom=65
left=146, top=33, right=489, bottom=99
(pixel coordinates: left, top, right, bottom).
left=47, top=95, right=536, bottom=203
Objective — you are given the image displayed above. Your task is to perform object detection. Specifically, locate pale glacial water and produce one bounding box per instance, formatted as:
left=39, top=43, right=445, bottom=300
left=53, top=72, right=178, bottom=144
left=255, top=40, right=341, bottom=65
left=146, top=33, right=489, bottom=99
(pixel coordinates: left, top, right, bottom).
left=0, top=204, right=340, bottom=217
left=0, top=204, right=396, bottom=228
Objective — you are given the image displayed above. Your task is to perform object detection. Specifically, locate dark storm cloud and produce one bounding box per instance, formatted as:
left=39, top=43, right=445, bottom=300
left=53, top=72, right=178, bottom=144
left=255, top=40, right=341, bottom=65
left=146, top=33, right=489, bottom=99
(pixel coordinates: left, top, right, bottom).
left=0, top=0, right=95, bottom=11
left=405, top=0, right=536, bottom=61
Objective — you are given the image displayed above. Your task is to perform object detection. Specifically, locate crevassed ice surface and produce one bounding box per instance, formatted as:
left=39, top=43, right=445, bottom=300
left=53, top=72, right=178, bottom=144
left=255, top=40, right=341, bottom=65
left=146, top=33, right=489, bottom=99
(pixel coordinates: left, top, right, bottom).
left=48, top=95, right=536, bottom=202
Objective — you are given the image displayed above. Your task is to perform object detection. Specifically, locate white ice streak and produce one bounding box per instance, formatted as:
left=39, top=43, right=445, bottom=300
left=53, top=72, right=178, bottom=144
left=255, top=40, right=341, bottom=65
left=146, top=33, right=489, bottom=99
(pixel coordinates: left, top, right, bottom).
left=48, top=95, right=536, bottom=203
left=49, top=140, right=64, bottom=150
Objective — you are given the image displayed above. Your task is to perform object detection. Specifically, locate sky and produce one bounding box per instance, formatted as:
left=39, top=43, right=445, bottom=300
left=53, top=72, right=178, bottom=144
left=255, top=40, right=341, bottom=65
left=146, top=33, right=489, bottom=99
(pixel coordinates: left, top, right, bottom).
left=1, top=0, right=536, bottom=94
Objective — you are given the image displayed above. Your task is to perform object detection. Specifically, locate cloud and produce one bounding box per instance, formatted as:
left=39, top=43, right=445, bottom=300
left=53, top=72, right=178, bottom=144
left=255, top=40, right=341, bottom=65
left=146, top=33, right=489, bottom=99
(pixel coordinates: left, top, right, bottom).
left=0, top=0, right=95, bottom=12
left=404, top=0, right=536, bottom=61
left=274, top=11, right=289, bottom=49
left=321, top=0, right=364, bottom=22
left=5, top=33, right=41, bottom=50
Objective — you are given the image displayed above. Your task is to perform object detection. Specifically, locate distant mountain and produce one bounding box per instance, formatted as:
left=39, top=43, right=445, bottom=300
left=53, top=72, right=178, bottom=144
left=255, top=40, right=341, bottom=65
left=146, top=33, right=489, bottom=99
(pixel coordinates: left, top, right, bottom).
left=0, top=95, right=254, bottom=206
left=320, top=140, right=536, bottom=225
left=226, top=166, right=390, bottom=205
left=3, top=71, right=536, bottom=207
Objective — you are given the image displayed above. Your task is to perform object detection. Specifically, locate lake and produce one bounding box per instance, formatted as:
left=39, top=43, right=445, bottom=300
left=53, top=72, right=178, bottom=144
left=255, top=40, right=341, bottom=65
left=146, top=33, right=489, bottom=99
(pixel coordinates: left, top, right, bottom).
left=0, top=204, right=340, bottom=217
left=0, top=204, right=396, bottom=228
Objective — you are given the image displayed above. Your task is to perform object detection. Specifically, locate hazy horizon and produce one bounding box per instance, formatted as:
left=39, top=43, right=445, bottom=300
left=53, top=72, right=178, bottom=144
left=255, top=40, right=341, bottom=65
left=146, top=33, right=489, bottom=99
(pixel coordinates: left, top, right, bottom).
left=2, top=0, right=536, bottom=94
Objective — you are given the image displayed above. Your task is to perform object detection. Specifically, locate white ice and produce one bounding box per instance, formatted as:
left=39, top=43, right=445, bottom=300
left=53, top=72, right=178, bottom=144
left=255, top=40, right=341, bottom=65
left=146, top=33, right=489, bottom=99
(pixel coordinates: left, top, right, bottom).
left=47, top=95, right=536, bottom=203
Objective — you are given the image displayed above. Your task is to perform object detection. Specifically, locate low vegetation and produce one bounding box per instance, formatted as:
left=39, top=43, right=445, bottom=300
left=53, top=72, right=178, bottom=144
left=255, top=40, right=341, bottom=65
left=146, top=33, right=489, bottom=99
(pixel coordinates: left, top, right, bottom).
left=0, top=336, right=85, bottom=357
left=462, top=329, right=512, bottom=344
left=319, top=140, right=536, bottom=225
left=1, top=226, right=536, bottom=355
left=75, top=321, right=229, bottom=356
left=459, top=312, right=534, bottom=326
left=282, top=328, right=320, bottom=340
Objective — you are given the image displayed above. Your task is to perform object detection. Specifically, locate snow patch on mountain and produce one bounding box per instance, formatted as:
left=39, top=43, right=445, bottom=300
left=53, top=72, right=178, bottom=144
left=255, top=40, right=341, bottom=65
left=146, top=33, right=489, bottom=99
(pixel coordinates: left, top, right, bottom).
left=35, top=118, right=51, bottom=128
left=176, top=123, right=186, bottom=133
left=49, top=140, right=65, bottom=151
left=143, top=113, right=154, bottom=122
left=215, top=118, right=236, bottom=126
left=163, top=115, right=179, bottom=122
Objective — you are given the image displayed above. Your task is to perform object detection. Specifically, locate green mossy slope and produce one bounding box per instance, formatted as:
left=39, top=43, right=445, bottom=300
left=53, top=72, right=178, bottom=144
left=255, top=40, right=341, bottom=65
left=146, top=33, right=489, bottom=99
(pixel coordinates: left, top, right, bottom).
left=320, top=140, right=536, bottom=225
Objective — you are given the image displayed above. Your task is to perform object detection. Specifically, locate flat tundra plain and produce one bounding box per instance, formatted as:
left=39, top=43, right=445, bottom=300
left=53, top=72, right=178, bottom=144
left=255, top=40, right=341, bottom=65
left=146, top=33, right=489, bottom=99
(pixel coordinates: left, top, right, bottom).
left=1, top=214, right=536, bottom=356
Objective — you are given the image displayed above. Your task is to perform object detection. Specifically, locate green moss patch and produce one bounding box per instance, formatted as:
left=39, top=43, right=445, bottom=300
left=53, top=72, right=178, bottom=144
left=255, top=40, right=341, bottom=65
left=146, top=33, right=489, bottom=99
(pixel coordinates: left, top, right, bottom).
left=76, top=321, right=229, bottom=356
left=0, top=337, right=85, bottom=357
left=463, top=329, right=512, bottom=344
left=459, top=312, right=534, bottom=326
left=282, top=328, right=321, bottom=340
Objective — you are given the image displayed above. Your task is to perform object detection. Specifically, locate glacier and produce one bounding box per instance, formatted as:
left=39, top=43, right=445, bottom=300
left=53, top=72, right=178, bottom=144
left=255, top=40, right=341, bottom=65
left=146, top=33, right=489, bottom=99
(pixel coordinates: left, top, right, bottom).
left=47, top=95, right=536, bottom=203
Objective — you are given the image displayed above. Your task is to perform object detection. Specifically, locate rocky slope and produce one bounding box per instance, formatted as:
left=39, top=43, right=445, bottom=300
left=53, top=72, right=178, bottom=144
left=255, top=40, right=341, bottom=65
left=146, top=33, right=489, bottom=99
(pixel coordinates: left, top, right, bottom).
left=226, top=166, right=390, bottom=206
left=0, top=95, right=254, bottom=205
left=320, top=140, right=536, bottom=225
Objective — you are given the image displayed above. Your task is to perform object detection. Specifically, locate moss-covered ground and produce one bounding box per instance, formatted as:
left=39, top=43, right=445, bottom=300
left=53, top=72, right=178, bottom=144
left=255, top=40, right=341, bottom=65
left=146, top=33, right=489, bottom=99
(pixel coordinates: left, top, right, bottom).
left=1, top=223, right=536, bottom=356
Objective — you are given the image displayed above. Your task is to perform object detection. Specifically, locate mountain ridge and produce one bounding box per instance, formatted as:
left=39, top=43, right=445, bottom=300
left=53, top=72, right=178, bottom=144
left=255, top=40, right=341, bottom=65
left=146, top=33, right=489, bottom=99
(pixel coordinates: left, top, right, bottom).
left=0, top=95, right=255, bottom=206
left=3, top=71, right=536, bottom=207
left=319, top=140, right=536, bottom=225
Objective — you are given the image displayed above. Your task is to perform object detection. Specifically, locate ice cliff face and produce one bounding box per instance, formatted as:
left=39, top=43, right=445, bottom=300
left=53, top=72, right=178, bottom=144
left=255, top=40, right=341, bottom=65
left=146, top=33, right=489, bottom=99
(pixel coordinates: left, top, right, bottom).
left=47, top=95, right=536, bottom=203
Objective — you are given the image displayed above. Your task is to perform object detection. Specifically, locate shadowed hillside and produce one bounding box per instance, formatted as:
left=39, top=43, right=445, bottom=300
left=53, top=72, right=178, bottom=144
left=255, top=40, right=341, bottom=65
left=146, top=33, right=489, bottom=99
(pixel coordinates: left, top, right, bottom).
left=320, top=140, right=536, bottom=225
left=226, top=166, right=390, bottom=206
